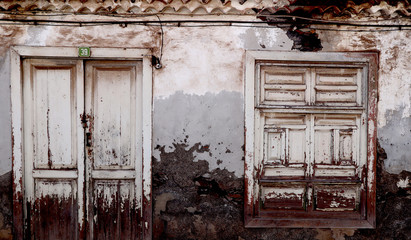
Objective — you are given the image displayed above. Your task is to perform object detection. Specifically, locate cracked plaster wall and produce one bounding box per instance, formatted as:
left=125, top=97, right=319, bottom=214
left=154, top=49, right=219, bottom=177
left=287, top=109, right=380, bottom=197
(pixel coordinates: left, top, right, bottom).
left=0, top=15, right=409, bottom=240
left=319, top=29, right=411, bottom=174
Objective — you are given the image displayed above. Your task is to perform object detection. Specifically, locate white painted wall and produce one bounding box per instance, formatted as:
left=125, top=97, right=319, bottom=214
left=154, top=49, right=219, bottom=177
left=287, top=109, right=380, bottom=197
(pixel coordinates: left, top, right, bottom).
left=0, top=52, right=11, bottom=176
left=0, top=15, right=409, bottom=176
left=320, top=29, right=411, bottom=173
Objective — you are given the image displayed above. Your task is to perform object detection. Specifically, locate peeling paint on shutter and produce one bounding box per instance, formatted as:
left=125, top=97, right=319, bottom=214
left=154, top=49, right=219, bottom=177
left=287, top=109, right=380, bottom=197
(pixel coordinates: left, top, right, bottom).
left=245, top=51, right=378, bottom=228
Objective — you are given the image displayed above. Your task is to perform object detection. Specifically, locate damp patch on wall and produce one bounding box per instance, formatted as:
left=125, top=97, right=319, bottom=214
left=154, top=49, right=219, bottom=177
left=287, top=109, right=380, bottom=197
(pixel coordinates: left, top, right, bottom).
left=153, top=91, right=244, bottom=177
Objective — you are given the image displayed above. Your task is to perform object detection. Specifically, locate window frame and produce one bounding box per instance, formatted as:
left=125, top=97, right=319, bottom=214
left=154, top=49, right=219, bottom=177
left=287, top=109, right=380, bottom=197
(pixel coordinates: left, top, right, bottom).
left=244, top=51, right=378, bottom=228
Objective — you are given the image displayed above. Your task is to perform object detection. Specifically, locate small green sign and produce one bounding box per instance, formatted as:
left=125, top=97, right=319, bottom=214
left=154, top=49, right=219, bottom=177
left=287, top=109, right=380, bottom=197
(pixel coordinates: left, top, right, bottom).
left=78, top=47, right=91, bottom=57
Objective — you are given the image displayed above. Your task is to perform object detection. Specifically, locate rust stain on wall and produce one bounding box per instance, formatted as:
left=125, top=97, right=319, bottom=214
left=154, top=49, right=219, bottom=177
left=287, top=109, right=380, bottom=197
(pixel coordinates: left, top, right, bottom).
left=383, top=45, right=400, bottom=73
left=46, top=25, right=160, bottom=51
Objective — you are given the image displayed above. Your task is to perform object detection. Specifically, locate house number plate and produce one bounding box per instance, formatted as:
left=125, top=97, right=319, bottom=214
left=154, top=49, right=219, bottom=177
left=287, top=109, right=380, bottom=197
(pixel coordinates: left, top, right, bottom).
left=78, top=47, right=91, bottom=57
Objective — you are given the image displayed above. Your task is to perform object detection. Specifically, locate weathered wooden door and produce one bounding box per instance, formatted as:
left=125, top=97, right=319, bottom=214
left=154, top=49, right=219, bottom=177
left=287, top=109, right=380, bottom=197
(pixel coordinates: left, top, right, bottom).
left=22, top=59, right=144, bottom=239
left=84, top=61, right=143, bottom=239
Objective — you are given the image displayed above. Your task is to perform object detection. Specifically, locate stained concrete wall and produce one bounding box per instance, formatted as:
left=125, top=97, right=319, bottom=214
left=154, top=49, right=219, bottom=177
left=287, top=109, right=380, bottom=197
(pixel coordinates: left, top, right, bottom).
left=0, top=15, right=410, bottom=240
left=319, top=29, right=411, bottom=174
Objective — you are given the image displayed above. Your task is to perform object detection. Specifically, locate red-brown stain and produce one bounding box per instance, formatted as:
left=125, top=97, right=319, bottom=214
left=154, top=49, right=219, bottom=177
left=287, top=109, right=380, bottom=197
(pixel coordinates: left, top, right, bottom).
left=142, top=194, right=152, bottom=240
left=315, top=189, right=356, bottom=210
left=91, top=192, right=140, bottom=239
left=47, top=109, right=53, bottom=169
left=263, top=196, right=304, bottom=210
left=86, top=113, right=95, bottom=161
left=365, top=51, right=379, bottom=228
left=31, top=195, right=78, bottom=239
left=12, top=128, right=24, bottom=240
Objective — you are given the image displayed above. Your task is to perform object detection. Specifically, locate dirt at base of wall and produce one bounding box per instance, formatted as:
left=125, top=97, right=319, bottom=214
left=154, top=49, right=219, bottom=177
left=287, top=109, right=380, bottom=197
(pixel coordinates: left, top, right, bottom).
left=153, top=141, right=410, bottom=240
left=346, top=143, right=411, bottom=240
left=0, top=171, right=12, bottom=240
left=0, top=141, right=409, bottom=240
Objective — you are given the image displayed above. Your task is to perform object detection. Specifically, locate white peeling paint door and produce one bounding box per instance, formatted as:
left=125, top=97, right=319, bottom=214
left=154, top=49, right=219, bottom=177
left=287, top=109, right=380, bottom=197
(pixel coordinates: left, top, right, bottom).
left=85, top=61, right=143, bottom=240
left=23, top=59, right=144, bottom=239
left=23, top=59, right=85, bottom=239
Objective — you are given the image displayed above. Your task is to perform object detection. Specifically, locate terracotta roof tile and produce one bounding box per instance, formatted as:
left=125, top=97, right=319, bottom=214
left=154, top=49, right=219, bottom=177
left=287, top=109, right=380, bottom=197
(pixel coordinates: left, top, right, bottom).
left=0, top=0, right=409, bottom=17
left=0, top=0, right=295, bottom=15
left=263, top=1, right=411, bottom=18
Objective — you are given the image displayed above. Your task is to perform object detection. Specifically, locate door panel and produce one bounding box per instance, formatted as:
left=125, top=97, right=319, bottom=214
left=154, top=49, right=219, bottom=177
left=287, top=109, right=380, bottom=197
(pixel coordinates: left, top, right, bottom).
left=30, top=61, right=80, bottom=169
left=92, top=180, right=138, bottom=240
left=313, top=114, right=360, bottom=177
left=93, top=67, right=136, bottom=169
left=85, top=61, right=143, bottom=239
left=23, top=59, right=84, bottom=239
left=33, top=179, right=78, bottom=239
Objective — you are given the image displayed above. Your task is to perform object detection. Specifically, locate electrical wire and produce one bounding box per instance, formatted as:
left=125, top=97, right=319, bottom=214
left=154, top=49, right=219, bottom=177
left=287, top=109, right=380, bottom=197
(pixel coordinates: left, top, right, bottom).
left=256, top=14, right=411, bottom=25
left=0, top=11, right=410, bottom=27
left=1, top=21, right=408, bottom=32
left=0, top=10, right=410, bottom=24
left=0, top=18, right=410, bottom=27
left=0, top=15, right=410, bottom=31
left=155, top=14, right=164, bottom=66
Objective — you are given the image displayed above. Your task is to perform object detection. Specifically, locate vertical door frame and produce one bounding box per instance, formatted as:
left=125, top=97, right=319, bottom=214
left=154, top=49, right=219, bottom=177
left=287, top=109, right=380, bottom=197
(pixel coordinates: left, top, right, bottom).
left=11, top=46, right=153, bottom=239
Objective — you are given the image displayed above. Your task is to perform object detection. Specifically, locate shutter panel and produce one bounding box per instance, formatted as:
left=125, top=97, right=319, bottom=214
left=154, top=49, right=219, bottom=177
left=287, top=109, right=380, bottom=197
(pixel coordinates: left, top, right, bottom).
left=314, top=184, right=360, bottom=212
left=261, top=113, right=307, bottom=178
left=313, top=114, right=359, bottom=178
left=251, top=61, right=369, bottom=223
left=261, top=185, right=306, bottom=210
left=259, top=66, right=309, bottom=106
left=313, top=68, right=362, bottom=106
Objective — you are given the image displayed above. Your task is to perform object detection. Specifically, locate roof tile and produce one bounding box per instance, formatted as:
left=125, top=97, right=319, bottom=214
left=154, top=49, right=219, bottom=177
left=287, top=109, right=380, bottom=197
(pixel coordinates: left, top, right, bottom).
left=0, top=0, right=409, bottom=17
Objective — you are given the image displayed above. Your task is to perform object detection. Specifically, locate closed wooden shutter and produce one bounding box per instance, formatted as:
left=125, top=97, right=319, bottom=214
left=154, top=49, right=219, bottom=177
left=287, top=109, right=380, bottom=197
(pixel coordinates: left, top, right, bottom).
left=245, top=51, right=378, bottom=228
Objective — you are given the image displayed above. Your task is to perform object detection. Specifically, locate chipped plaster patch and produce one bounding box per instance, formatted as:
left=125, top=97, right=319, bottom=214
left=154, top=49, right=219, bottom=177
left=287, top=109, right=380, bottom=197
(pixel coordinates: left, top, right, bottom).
left=45, top=24, right=157, bottom=49
left=241, top=27, right=293, bottom=50
left=377, top=31, right=411, bottom=128
left=315, top=228, right=355, bottom=240
left=154, top=26, right=293, bottom=98
left=25, top=26, right=52, bottom=46
left=379, top=106, right=411, bottom=174
left=154, top=27, right=246, bottom=98
left=397, top=177, right=409, bottom=189
left=154, top=192, right=174, bottom=216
